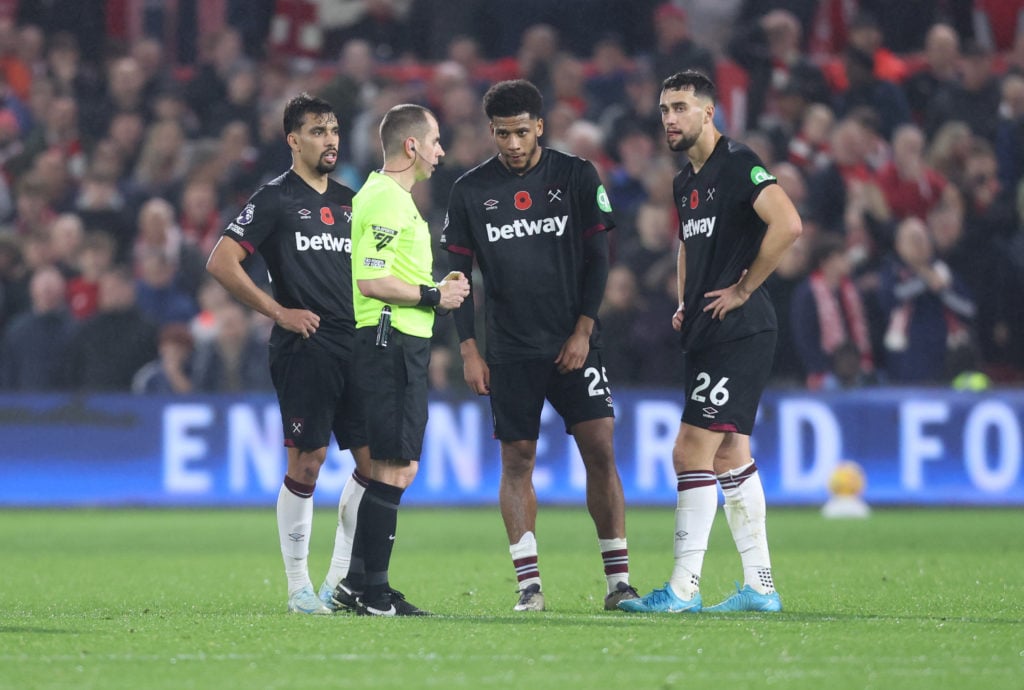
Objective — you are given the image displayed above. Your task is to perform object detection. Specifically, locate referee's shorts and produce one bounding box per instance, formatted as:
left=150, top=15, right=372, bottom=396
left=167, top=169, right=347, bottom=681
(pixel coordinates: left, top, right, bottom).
left=353, top=326, right=430, bottom=461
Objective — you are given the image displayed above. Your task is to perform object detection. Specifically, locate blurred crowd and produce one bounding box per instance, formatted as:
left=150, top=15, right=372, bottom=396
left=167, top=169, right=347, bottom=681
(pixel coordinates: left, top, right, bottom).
left=0, top=0, right=1022, bottom=395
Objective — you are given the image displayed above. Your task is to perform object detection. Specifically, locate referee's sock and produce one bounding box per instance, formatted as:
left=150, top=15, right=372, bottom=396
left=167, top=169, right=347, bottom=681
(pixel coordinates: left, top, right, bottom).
left=357, top=479, right=405, bottom=601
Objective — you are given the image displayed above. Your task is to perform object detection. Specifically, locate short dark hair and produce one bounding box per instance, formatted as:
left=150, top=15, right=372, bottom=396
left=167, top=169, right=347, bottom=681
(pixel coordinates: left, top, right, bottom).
left=662, top=70, right=717, bottom=102
left=282, top=92, right=335, bottom=136
left=379, top=103, right=433, bottom=156
left=483, top=80, right=544, bottom=120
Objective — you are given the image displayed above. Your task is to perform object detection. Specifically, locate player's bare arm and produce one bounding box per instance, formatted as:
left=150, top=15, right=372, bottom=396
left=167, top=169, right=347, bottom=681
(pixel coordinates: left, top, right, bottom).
left=459, top=338, right=491, bottom=395
left=703, top=185, right=802, bottom=321
left=206, top=236, right=321, bottom=338
left=672, top=242, right=687, bottom=331
left=555, top=315, right=593, bottom=374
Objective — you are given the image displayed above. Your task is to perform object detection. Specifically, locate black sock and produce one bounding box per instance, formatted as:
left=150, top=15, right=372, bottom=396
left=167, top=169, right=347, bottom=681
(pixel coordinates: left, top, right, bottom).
left=355, top=480, right=404, bottom=599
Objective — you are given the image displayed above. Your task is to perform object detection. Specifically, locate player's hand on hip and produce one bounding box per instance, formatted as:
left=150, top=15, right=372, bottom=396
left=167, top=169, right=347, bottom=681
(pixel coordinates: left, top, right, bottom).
left=277, top=307, right=320, bottom=338
left=439, top=274, right=470, bottom=310
left=672, top=302, right=685, bottom=331
left=555, top=332, right=589, bottom=374
left=703, top=271, right=750, bottom=321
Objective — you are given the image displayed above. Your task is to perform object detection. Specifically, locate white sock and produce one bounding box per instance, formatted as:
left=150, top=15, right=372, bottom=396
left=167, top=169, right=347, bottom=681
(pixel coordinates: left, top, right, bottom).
left=598, top=537, right=629, bottom=593
left=669, top=471, right=718, bottom=600
left=277, top=480, right=314, bottom=596
left=719, top=461, right=775, bottom=595
left=323, top=471, right=366, bottom=590
left=510, top=531, right=541, bottom=591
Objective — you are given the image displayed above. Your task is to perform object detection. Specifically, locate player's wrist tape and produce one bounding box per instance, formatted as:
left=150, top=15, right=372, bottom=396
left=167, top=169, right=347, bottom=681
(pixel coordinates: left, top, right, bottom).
left=417, top=284, right=441, bottom=307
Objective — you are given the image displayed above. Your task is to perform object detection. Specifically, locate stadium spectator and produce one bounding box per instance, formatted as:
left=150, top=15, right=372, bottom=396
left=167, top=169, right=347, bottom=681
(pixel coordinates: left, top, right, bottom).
left=995, top=73, right=1024, bottom=193
left=63, top=265, right=158, bottom=391
left=903, top=23, right=961, bottom=127
left=832, top=46, right=910, bottom=140
left=184, top=28, right=250, bottom=134
left=131, top=321, right=195, bottom=395
left=189, top=301, right=269, bottom=392
left=649, top=3, right=715, bottom=84
left=206, top=65, right=261, bottom=140
left=617, top=200, right=675, bottom=293
left=805, top=116, right=878, bottom=233
left=0, top=264, right=73, bottom=390
left=599, top=264, right=643, bottom=385
left=47, top=211, right=84, bottom=279
left=878, top=217, right=975, bottom=384
left=133, top=250, right=199, bottom=327
left=133, top=197, right=205, bottom=298
left=599, top=62, right=664, bottom=152
left=924, top=40, right=1001, bottom=143
left=66, top=230, right=115, bottom=321
left=927, top=120, right=974, bottom=192
left=178, top=178, right=223, bottom=257
left=0, top=234, right=28, bottom=333
left=790, top=235, right=876, bottom=390
left=875, top=124, right=956, bottom=222
left=584, top=34, right=631, bottom=119
left=765, top=236, right=810, bottom=387
left=728, top=8, right=831, bottom=134
left=130, top=119, right=192, bottom=202
left=82, top=56, right=151, bottom=145
left=787, top=102, right=834, bottom=174
left=605, top=126, right=657, bottom=222
left=857, top=0, right=972, bottom=54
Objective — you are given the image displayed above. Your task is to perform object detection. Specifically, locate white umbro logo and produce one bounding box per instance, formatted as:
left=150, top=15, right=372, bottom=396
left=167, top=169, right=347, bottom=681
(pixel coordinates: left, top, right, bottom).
left=702, top=406, right=718, bottom=418
left=484, top=199, right=499, bottom=210
left=298, top=208, right=312, bottom=219
left=547, top=188, right=563, bottom=203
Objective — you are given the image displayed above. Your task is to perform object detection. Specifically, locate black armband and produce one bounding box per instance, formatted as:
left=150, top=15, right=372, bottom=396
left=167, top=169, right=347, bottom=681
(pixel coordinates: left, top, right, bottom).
left=417, top=284, right=441, bottom=307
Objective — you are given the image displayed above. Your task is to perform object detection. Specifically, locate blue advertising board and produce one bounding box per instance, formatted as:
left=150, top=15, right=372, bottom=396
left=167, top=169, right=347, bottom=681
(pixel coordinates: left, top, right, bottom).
left=1, top=389, right=1022, bottom=506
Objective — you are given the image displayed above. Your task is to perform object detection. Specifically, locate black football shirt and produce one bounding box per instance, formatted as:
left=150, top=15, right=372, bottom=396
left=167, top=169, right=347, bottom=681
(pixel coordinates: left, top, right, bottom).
left=441, top=148, right=615, bottom=363
left=674, top=135, right=778, bottom=351
left=222, top=170, right=356, bottom=355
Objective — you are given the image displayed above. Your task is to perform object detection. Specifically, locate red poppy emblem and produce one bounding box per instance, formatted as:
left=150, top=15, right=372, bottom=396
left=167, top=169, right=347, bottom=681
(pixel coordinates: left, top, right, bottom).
left=514, top=191, right=533, bottom=211
left=320, top=207, right=335, bottom=225
left=689, top=190, right=699, bottom=210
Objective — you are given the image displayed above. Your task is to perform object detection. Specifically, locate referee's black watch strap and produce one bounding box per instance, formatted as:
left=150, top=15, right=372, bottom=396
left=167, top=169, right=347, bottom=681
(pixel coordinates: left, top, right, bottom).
left=418, top=284, right=441, bottom=307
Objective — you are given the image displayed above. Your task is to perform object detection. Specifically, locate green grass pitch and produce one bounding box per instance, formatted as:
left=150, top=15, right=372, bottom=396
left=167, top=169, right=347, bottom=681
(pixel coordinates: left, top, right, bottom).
left=1, top=506, right=1022, bottom=689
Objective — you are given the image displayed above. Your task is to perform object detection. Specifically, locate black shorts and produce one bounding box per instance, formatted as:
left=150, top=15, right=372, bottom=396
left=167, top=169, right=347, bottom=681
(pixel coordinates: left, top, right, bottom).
left=269, top=339, right=367, bottom=451
left=681, top=330, right=776, bottom=435
left=489, top=352, right=615, bottom=442
left=353, top=326, right=430, bottom=461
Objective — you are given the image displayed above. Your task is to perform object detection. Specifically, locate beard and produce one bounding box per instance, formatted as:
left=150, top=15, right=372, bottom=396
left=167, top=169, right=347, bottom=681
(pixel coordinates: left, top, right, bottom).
left=668, top=132, right=699, bottom=152
left=315, top=158, right=337, bottom=175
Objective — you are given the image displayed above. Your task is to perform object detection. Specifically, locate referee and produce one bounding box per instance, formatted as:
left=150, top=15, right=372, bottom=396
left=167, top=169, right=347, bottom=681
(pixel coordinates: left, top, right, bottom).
left=334, top=104, right=469, bottom=616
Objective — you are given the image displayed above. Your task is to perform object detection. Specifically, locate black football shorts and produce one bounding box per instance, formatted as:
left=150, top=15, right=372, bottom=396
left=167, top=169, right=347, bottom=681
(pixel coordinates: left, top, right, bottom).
left=489, top=351, right=615, bottom=442
left=270, top=339, right=367, bottom=451
left=681, top=329, right=776, bottom=435
left=353, top=326, right=430, bottom=461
